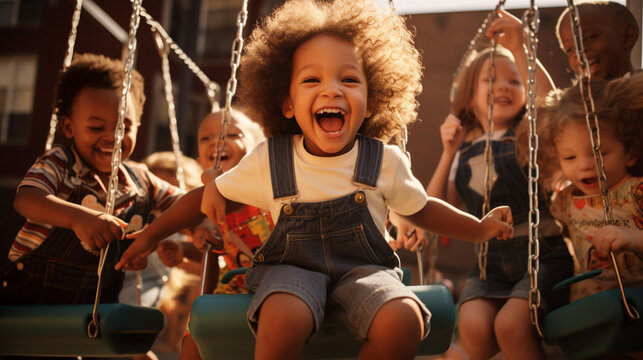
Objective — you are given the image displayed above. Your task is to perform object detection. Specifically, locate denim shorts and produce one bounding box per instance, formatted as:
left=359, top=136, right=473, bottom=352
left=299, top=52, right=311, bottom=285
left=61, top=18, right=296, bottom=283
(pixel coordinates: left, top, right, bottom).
left=459, top=234, right=573, bottom=313
left=245, top=263, right=431, bottom=341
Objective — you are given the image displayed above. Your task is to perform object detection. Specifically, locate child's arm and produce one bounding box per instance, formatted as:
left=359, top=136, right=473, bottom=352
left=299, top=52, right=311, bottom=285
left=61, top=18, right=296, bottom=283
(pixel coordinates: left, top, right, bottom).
left=115, top=187, right=207, bottom=270
left=425, top=114, right=464, bottom=206
left=487, top=8, right=555, bottom=104
left=14, top=186, right=126, bottom=251
left=401, top=198, right=513, bottom=243
left=392, top=114, right=464, bottom=251
left=591, top=226, right=643, bottom=257
left=200, top=178, right=244, bottom=226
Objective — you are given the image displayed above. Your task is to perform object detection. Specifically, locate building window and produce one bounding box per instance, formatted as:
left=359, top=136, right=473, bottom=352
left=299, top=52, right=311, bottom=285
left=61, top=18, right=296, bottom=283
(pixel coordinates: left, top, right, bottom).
left=0, top=0, right=43, bottom=27
left=198, top=0, right=244, bottom=58
left=0, top=56, right=37, bottom=144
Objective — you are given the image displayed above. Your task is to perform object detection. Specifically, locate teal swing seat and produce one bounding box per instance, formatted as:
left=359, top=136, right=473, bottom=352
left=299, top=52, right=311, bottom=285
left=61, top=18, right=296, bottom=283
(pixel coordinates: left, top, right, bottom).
left=189, top=268, right=456, bottom=359
left=543, top=270, right=643, bottom=360
left=0, top=303, right=163, bottom=357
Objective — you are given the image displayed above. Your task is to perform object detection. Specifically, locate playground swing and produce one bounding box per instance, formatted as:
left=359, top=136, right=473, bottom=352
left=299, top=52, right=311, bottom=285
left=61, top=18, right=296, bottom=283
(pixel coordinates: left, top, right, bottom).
left=539, top=1, right=642, bottom=358
left=0, top=0, right=220, bottom=356
left=0, top=0, right=164, bottom=357
left=187, top=1, right=455, bottom=359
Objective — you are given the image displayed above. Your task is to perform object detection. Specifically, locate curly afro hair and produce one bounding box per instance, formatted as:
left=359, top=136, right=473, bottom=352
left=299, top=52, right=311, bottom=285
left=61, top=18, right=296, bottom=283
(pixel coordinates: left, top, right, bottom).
left=237, top=0, right=422, bottom=142
left=55, top=53, right=146, bottom=122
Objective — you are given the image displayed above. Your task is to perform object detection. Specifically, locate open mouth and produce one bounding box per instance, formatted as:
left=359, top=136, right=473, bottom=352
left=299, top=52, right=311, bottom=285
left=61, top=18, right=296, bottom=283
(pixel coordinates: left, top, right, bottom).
left=315, top=108, right=345, bottom=135
left=495, top=96, right=511, bottom=106
left=581, top=177, right=598, bottom=186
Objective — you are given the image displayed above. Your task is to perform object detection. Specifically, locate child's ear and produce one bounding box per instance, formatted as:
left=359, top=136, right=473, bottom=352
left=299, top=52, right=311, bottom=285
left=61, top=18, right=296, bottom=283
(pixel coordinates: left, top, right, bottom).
left=626, top=148, right=639, bottom=168
left=365, top=97, right=374, bottom=119
left=622, top=23, right=638, bottom=50
left=61, top=116, right=74, bottom=139
left=281, top=97, right=294, bottom=118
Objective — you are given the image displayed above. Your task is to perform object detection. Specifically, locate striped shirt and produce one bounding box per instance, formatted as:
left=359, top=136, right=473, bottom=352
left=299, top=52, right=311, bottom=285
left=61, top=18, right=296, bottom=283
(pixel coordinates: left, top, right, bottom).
left=9, top=145, right=185, bottom=261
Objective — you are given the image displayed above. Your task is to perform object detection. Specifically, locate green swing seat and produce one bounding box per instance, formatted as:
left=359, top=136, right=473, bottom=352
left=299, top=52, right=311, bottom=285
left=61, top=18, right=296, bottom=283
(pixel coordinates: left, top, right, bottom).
left=543, top=270, right=643, bottom=360
left=0, top=303, right=163, bottom=357
left=190, top=268, right=456, bottom=359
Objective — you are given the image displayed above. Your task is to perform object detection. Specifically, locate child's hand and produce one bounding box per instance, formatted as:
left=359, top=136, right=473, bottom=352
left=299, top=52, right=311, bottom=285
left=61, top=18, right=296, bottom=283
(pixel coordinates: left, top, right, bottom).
left=201, top=179, right=227, bottom=225
left=388, top=212, right=427, bottom=252
left=193, top=223, right=223, bottom=252
left=479, top=206, right=513, bottom=241
left=157, top=239, right=184, bottom=267
left=591, top=226, right=642, bottom=256
left=73, top=211, right=127, bottom=251
left=127, top=256, right=148, bottom=271
left=487, top=8, right=524, bottom=53
left=201, top=167, right=222, bottom=185
left=115, top=228, right=156, bottom=270
left=440, top=114, right=465, bottom=156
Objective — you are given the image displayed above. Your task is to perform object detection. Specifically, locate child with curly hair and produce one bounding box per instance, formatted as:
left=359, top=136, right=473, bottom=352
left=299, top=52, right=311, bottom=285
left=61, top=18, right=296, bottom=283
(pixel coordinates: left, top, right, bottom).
left=539, top=72, right=643, bottom=303
left=118, top=1, right=513, bottom=358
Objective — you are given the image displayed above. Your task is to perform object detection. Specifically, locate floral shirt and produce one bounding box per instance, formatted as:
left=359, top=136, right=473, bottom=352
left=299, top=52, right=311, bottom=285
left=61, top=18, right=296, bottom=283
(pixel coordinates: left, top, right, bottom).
left=550, top=175, right=643, bottom=301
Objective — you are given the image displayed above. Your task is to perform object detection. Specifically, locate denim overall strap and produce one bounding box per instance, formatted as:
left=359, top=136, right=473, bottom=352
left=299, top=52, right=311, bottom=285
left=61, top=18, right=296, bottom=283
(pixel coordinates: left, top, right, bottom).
left=268, top=135, right=297, bottom=199
left=353, top=135, right=383, bottom=189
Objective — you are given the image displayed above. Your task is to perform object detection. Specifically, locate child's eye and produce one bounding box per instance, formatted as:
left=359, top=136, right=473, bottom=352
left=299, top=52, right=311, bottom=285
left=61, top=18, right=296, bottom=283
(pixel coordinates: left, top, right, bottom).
left=302, top=77, right=319, bottom=83
left=510, top=79, right=521, bottom=86
left=343, top=77, right=359, bottom=83
left=227, top=132, right=243, bottom=139
left=199, top=135, right=214, bottom=143
left=561, top=156, right=575, bottom=161
left=88, top=126, right=103, bottom=132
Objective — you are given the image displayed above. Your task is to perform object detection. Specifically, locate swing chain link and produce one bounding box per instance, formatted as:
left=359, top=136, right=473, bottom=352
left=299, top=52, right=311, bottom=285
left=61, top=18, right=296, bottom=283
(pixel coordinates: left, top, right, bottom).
left=478, top=35, right=498, bottom=281
left=89, top=0, right=143, bottom=338
left=522, top=1, right=544, bottom=337
left=566, top=0, right=638, bottom=321
left=151, top=24, right=186, bottom=190
left=139, top=6, right=220, bottom=112
left=201, top=0, right=249, bottom=295
left=45, top=0, right=83, bottom=151
left=214, top=0, right=248, bottom=172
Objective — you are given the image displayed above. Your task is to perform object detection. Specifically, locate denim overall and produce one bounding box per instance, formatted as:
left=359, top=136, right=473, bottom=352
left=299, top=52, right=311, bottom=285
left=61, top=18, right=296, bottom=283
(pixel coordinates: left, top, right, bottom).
left=456, top=129, right=573, bottom=311
left=0, top=148, right=152, bottom=305
left=244, top=135, right=428, bottom=339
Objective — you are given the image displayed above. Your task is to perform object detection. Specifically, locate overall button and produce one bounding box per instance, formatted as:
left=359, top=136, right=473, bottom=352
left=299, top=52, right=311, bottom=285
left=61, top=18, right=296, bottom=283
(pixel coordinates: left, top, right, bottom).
left=283, top=204, right=294, bottom=216
left=16, top=262, right=24, bottom=271
left=256, top=253, right=265, bottom=263
left=354, top=192, right=365, bottom=204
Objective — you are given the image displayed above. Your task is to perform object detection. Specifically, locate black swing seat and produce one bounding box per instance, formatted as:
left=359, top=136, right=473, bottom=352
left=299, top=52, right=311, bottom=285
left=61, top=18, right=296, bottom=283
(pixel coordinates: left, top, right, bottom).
left=0, top=303, right=163, bottom=357
left=543, top=270, right=643, bottom=360
left=190, top=279, right=456, bottom=359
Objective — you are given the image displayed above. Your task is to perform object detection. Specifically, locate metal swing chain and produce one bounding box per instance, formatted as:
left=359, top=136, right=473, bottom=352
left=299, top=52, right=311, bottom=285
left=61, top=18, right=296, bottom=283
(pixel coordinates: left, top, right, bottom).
left=522, top=0, right=544, bottom=337
left=478, top=34, right=498, bottom=281
left=200, top=0, right=249, bottom=295
left=566, top=0, right=638, bottom=321
left=138, top=6, right=220, bottom=112
left=151, top=25, right=186, bottom=190
left=88, top=0, right=143, bottom=338
left=45, top=0, right=84, bottom=151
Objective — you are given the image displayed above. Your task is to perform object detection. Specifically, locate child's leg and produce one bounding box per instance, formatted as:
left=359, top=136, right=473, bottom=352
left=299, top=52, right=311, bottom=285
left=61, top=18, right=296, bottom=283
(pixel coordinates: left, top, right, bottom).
left=359, top=297, right=423, bottom=360
left=494, top=298, right=545, bottom=360
left=458, top=298, right=502, bottom=360
left=255, top=292, right=314, bottom=360
left=178, top=334, right=203, bottom=360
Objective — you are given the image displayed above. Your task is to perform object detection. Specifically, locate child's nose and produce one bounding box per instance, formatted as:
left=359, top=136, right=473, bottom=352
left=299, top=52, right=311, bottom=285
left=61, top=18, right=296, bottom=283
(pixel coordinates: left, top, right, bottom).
left=321, top=81, right=342, bottom=97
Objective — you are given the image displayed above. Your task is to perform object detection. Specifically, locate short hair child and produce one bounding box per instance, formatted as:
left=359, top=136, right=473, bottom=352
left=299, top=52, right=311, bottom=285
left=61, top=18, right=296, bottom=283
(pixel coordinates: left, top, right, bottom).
left=0, top=53, right=184, bottom=304
left=539, top=72, right=643, bottom=302
left=118, top=1, right=514, bottom=358
left=556, top=1, right=640, bottom=80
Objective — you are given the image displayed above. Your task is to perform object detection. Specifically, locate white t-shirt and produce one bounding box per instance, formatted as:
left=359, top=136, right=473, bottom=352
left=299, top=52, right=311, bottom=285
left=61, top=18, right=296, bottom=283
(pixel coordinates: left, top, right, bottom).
left=216, top=135, right=428, bottom=237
